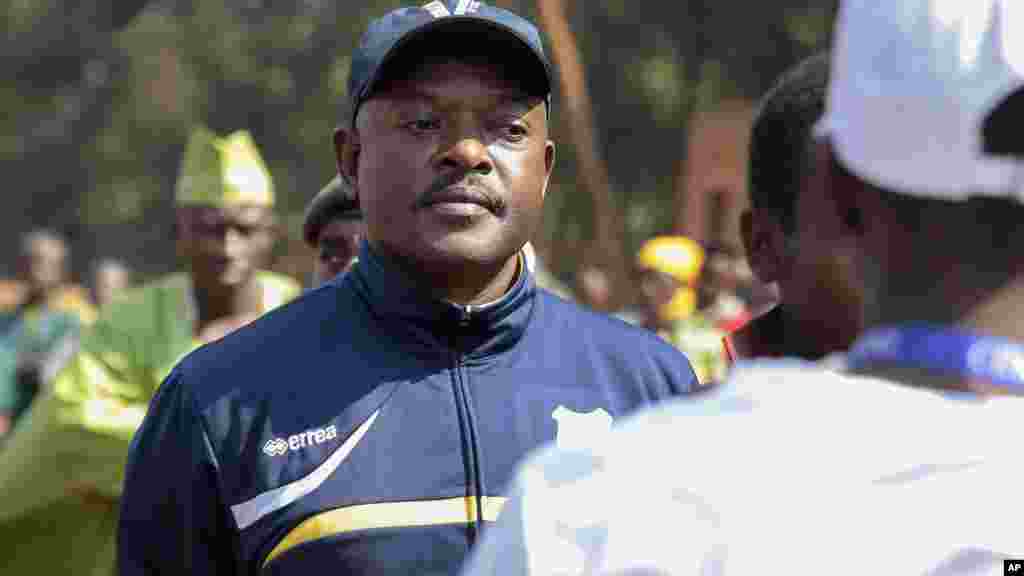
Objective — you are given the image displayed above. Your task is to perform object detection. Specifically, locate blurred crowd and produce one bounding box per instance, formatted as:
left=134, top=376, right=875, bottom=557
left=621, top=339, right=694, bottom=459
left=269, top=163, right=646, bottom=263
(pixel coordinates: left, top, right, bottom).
left=0, top=121, right=763, bottom=574
left=0, top=157, right=771, bottom=441
left=0, top=231, right=130, bottom=436
left=4, top=0, right=1019, bottom=572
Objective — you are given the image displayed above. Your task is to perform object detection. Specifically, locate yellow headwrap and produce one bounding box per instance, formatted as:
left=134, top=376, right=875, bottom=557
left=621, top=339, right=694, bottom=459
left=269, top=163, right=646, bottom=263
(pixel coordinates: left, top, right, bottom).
left=637, top=236, right=705, bottom=321
left=175, top=126, right=275, bottom=207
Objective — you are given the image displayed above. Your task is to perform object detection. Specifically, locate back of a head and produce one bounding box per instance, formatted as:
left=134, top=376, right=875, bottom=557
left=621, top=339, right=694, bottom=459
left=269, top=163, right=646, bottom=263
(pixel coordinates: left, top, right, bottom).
left=748, top=53, right=830, bottom=234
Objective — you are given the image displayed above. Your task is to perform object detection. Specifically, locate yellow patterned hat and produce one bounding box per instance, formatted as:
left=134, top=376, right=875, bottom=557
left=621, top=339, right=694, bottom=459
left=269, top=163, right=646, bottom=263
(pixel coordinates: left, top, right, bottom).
left=637, top=236, right=705, bottom=321
left=637, top=236, right=705, bottom=285
left=175, top=126, right=275, bottom=207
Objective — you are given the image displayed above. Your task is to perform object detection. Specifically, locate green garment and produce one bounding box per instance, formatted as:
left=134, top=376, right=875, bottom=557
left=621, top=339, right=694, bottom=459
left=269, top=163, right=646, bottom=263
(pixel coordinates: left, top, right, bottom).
left=0, top=271, right=300, bottom=576
left=664, top=313, right=729, bottom=386
left=0, top=305, right=81, bottom=426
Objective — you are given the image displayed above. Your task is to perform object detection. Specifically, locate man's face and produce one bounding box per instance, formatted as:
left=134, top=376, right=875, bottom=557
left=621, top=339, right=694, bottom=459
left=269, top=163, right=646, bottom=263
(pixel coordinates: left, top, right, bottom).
left=94, top=264, right=130, bottom=307
left=315, top=217, right=364, bottom=284
left=176, top=205, right=276, bottom=288
left=777, top=141, right=863, bottom=351
left=21, top=238, right=66, bottom=294
left=342, top=59, right=554, bottom=270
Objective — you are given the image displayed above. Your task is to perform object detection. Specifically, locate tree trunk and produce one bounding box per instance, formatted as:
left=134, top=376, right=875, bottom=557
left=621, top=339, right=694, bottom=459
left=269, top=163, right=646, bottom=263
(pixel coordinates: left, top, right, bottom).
left=673, top=0, right=711, bottom=245
left=536, top=0, right=627, bottom=308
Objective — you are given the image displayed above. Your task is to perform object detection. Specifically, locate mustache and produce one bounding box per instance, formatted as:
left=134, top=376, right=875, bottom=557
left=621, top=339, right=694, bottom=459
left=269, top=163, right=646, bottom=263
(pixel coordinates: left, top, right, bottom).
left=412, top=170, right=505, bottom=213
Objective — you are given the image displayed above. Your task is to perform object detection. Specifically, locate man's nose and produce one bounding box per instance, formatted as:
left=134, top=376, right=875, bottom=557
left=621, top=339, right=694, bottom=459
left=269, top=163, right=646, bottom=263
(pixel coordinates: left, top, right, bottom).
left=222, top=228, right=246, bottom=259
left=438, top=130, right=493, bottom=175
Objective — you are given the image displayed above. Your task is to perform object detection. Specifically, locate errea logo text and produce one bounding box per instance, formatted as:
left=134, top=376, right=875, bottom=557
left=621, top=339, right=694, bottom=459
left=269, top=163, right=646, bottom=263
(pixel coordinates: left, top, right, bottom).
left=263, top=425, right=338, bottom=457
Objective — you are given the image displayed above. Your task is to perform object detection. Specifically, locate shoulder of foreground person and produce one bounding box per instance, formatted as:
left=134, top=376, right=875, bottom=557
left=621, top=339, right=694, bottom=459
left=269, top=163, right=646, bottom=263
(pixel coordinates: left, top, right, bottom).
left=459, top=362, right=823, bottom=575
left=464, top=359, right=1024, bottom=575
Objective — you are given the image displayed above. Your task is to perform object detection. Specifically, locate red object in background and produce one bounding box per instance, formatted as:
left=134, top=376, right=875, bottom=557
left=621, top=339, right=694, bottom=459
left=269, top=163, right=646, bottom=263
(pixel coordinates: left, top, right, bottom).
left=723, top=335, right=737, bottom=364
left=718, top=308, right=753, bottom=365
left=722, top=306, right=786, bottom=365
left=721, top=319, right=747, bottom=365
left=718, top=309, right=753, bottom=334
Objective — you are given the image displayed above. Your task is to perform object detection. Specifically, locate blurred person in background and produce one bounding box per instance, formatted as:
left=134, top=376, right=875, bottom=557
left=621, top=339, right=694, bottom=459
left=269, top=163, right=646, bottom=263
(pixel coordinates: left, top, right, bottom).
left=522, top=241, right=574, bottom=300
left=700, top=246, right=754, bottom=332
left=303, top=175, right=364, bottom=285
left=575, top=265, right=612, bottom=311
left=89, top=258, right=132, bottom=309
left=0, top=230, right=88, bottom=437
left=635, top=235, right=729, bottom=385
left=728, top=52, right=862, bottom=362
left=462, top=1, right=1024, bottom=571
left=0, top=126, right=301, bottom=576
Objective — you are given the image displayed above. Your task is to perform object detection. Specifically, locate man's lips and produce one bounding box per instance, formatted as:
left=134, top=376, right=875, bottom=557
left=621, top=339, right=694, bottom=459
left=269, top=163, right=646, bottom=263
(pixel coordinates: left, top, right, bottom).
left=418, top=186, right=496, bottom=213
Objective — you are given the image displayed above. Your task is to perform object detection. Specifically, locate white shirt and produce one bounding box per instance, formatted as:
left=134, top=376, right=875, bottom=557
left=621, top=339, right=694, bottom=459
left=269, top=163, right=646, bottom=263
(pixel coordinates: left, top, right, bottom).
left=462, top=359, right=1023, bottom=575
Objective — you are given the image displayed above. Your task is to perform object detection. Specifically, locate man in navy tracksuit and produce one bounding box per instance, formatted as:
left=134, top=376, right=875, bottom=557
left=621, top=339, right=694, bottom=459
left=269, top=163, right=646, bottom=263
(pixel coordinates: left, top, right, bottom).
left=117, top=2, right=698, bottom=574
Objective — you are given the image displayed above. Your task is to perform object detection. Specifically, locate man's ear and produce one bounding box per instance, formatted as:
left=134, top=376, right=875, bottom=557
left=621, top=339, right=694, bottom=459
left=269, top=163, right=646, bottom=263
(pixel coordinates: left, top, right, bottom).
left=334, top=126, right=360, bottom=201
left=742, top=209, right=785, bottom=283
left=541, top=141, right=555, bottom=200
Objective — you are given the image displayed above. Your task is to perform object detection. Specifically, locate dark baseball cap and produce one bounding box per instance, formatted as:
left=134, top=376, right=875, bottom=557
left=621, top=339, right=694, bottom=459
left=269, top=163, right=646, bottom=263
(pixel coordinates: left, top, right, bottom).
left=347, top=0, right=552, bottom=128
left=303, top=175, right=361, bottom=247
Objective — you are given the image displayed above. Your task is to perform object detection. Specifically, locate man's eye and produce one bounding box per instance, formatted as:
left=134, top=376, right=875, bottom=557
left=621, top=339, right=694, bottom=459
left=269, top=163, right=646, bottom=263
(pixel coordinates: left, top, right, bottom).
left=500, top=123, right=528, bottom=142
left=406, top=118, right=441, bottom=132
left=198, top=222, right=225, bottom=236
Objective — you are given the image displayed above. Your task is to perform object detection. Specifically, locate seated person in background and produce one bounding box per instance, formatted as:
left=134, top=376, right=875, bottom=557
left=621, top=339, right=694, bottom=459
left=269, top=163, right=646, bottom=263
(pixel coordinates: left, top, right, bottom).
left=303, top=175, right=364, bottom=285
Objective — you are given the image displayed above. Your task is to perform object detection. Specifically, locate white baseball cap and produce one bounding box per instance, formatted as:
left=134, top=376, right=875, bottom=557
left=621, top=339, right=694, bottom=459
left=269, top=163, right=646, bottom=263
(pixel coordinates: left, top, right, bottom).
left=815, top=0, right=1024, bottom=202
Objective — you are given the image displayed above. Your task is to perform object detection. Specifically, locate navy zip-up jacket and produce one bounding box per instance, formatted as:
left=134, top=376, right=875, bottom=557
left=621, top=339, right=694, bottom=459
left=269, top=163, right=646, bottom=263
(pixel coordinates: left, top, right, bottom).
left=118, top=242, right=698, bottom=575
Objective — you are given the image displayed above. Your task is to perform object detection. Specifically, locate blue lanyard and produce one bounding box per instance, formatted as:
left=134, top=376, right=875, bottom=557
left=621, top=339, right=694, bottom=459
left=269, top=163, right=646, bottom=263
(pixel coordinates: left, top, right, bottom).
left=847, top=324, right=1024, bottom=392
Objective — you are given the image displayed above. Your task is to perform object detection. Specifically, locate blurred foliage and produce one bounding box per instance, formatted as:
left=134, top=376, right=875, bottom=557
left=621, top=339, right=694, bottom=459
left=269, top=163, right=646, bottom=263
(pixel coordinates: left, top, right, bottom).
left=0, top=0, right=834, bottom=289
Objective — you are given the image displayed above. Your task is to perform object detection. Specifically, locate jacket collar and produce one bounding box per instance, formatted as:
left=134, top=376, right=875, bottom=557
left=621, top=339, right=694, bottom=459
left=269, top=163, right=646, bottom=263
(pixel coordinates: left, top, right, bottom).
left=346, top=240, right=537, bottom=360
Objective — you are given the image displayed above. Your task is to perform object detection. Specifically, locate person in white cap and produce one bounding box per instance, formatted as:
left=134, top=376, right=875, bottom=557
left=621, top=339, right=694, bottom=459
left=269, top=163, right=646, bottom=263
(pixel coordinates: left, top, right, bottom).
left=460, top=1, right=1024, bottom=574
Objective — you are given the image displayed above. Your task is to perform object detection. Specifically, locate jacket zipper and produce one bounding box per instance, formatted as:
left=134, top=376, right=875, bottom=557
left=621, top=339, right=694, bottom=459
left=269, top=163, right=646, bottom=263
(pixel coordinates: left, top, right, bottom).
left=450, top=305, right=486, bottom=543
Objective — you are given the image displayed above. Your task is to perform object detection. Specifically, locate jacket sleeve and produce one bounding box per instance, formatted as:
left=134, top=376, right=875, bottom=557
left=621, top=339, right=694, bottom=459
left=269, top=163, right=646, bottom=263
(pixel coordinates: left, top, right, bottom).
left=118, top=369, right=238, bottom=575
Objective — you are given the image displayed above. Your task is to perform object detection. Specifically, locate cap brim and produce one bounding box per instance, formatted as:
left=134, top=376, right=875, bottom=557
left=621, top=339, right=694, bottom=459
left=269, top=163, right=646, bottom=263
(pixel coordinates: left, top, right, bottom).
left=360, top=16, right=552, bottom=105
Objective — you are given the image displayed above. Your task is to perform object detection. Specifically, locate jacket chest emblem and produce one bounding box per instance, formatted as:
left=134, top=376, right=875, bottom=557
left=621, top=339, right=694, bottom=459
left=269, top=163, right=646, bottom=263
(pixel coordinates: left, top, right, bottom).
left=551, top=406, right=613, bottom=451
left=263, top=424, right=339, bottom=457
